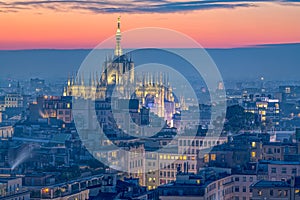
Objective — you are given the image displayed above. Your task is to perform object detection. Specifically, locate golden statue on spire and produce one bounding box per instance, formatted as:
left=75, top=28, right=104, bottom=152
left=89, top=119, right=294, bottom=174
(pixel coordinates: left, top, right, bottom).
left=115, top=16, right=122, bottom=56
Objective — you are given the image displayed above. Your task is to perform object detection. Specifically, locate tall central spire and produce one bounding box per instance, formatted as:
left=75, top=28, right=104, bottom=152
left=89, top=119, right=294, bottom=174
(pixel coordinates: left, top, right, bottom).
left=114, top=16, right=122, bottom=56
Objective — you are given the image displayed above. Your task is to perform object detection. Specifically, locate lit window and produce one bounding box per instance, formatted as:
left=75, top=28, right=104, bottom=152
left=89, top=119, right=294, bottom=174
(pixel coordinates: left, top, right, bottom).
left=251, top=142, right=256, bottom=148
left=251, top=151, right=256, bottom=158
left=258, top=190, right=262, bottom=196
left=204, top=154, right=209, bottom=163
left=43, top=188, right=49, bottom=193
left=211, top=154, right=216, bottom=161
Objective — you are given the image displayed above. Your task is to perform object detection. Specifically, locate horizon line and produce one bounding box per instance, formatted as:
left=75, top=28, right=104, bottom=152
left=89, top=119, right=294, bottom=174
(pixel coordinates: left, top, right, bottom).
left=1, top=42, right=300, bottom=51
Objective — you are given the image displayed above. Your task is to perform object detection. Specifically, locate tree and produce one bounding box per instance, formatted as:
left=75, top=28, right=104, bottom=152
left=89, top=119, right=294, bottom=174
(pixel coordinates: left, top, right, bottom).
left=224, top=105, right=260, bottom=133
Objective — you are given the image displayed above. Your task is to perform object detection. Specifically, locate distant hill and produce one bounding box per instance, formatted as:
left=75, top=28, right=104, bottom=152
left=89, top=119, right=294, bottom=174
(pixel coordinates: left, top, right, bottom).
left=0, top=43, right=299, bottom=81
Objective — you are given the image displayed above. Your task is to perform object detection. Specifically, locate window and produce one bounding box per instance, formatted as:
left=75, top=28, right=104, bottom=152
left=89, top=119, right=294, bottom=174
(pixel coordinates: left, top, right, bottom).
left=271, top=168, right=276, bottom=173
left=211, top=154, right=216, bottom=161
left=242, top=186, right=246, bottom=192
left=284, top=146, right=289, bottom=153
left=249, top=177, right=253, bottom=182
left=282, top=168, right=287, bottom=174
left=258, top=190, right=262, bottom=196
left=270, top=189, right=273, bottom=196
left=235, top=177, right=240, bottom=182
left=204, top=154, right=209, bottom=163
left=243, top=177, right=246, bottom=182
left=251, top=151, right=256, bottom=158
left=292, top=168, right=297, bottom=174
left=235, top=186, right=239, bottom=192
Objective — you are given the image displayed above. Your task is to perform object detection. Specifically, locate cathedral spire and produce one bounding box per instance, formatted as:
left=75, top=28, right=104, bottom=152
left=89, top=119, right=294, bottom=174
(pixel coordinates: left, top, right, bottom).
left=114, top=16, right=122, bottom=56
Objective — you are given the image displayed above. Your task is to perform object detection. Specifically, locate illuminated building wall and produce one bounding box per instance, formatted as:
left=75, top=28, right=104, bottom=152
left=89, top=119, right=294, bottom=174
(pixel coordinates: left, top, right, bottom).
left=243, top=97, right=280, bottom=126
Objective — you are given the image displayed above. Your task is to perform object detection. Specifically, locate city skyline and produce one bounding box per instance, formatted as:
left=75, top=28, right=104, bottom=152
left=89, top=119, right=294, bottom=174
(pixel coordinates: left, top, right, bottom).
left=1, top=6, right=300, bottom=200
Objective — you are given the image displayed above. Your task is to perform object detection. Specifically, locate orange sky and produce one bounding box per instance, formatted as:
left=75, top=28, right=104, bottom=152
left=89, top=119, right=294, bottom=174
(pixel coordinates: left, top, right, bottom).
left=0, top=2, right=300, bottom=49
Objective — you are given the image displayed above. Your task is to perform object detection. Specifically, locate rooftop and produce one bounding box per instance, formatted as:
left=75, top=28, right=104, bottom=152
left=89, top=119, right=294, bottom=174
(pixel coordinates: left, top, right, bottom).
left=260, top=160, right=300, bottom=165
left=251, top=180, right=291, bottom=188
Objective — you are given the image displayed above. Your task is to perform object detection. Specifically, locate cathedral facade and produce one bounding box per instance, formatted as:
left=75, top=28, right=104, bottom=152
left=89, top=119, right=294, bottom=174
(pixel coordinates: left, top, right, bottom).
left=64, top=17, right=176, bottom=121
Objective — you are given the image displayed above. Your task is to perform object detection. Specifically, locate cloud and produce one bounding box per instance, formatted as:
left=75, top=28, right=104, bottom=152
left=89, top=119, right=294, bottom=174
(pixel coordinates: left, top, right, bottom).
left=0, top=0, right=299, bottom=13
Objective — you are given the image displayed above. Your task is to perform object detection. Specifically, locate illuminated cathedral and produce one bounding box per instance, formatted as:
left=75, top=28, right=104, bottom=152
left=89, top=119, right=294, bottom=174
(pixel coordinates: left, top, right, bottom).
left=63, top=17, right=176, bottom=121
